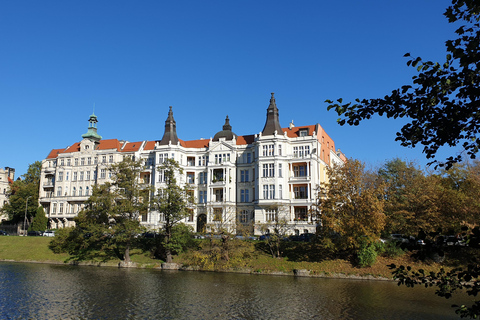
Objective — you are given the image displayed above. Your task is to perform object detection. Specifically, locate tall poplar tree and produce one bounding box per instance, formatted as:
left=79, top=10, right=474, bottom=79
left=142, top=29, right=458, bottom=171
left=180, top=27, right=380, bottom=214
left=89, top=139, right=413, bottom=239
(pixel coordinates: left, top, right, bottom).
left=151, top=158, right=193, bottom=263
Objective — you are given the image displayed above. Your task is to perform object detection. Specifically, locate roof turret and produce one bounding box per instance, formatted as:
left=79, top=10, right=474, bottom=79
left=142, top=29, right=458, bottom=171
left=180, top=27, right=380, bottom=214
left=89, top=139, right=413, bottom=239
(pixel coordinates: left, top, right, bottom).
left=213, top=116, right=236, bottom=141
left=159, top=106, right=179, bottom=145
left=81, top=112, right=102, bottom=141
left=261, top=93, right=283, bottom=136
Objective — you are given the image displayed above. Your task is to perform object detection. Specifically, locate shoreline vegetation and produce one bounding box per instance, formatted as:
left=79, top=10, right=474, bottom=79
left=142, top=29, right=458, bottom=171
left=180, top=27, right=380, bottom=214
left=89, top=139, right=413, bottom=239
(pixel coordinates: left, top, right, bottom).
left=1, top=236, right=470, bottom=281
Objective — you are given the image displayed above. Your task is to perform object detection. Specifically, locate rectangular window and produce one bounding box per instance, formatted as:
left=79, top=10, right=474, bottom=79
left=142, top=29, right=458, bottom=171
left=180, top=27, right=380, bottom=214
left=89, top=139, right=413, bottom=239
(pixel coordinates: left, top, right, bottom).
left=67, top=159, right=71, bottom=166
left=199, top=172, right=207, bottom=184
left=278, top=144, right=282, bottom=156
left=279, top=185, right=282, bottom=199
left=81, top=158, right=85, bottom=166
left=52, top=203, right=57, bottom=214
left=75, top=158, right=79, bottom=166
left=245, top=189, right=249, bottom=202
left=60, top=159, right=64, bottom=166
left=293, top=165, right=307, bottom=177
left=109, top=155, right=113, bottom=163
left=263, top=164, right=268, bottom=178
left=265, top=209, right=277, bottom=222
left=73, top=172, right=77, bottom=181
left=79, top=171, right=84, bottom=181
left=268, top=144, right=274, bottom=156
left=58, top=172, right=63, bottom=181
left=247, top=153, right=252, bottom=163
left=94, top=157, right=98, bottom=164
left=79, top=187, right=82, bottom=196
left=199, top=190, right=207, bottom=204
left=263, top=185, right=268, bottom=199
left=240, top=170, right=249, bottom=182
left=158, top=170, right=164, bottom=182
left=100, top=169, right=106, bottom=179
left=59, top=203, right=63, bottom=214
left=66, top=172, right=69, bottom=181
left=240, top=210, right=249, bottom=223
left=102, top=156, right=106, bottom=163
left=279, top=164, right=282, bottom=177
left=305, top=146, right=310, bottom=156
left=57, top=187, right=62, bottom=196
left=213, top=208, right=222, bottom=221
left=269, top=185, right=275, bottom=199
left=241, top=189, right=245, bottom=202
left=87, top=157, right=91, bottom=165
left=86, top=171, right=91, bottom=181
left=187, top=173, right=195, bottom=184
left=294, top=186, right=308, bottom=199
left=263, top=145, right=268, bottom=156
left=269, top=163, right=275, bottom=177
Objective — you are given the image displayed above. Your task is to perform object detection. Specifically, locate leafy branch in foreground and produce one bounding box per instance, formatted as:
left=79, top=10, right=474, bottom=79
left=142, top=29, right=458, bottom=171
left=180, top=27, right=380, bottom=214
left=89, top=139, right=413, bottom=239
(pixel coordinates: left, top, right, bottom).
left=389, top=263, right=480, bottom=318
left=326, top=1, right=480, bottom=168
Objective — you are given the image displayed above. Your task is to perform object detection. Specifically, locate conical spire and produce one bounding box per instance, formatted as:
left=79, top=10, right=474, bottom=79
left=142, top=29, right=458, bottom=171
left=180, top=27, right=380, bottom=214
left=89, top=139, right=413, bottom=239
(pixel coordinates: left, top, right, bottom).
left=81, top=112, right=102, bottom=141
left=261, top=93, right=283, bottom=136
left=159, top=106, right=179, bottom=145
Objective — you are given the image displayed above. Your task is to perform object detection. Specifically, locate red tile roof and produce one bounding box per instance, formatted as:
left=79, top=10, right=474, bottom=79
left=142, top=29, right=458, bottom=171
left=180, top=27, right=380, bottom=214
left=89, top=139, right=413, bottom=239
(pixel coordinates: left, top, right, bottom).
left=143, top=141, right=156, bottom=150
left=46, top=148, right=66, bottom=159
left=282, top=125, right=317, bottom=138
left=64, top=143, right=81, bottom=153
left=180, top=139, right=209, bottom=148
left=97, top=139, right=122, bottom=151
left=236, top=135, right=255, bottom=145
left=122, top=141, right=143, bottom=152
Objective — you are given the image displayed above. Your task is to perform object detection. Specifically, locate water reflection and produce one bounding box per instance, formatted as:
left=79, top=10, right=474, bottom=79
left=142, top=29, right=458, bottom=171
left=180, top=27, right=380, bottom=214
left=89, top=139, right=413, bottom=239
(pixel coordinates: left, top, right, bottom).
left=0, top=262, right=463, bottom=319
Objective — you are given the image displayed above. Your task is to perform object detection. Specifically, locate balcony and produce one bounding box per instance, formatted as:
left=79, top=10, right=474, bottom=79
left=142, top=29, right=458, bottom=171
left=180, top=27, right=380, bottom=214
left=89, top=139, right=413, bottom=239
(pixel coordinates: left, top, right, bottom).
left=288, top=175, right=311, bottom=183
left=44, top=167, right=55, bottom=174
left=43, top=182, right=54, bottom=188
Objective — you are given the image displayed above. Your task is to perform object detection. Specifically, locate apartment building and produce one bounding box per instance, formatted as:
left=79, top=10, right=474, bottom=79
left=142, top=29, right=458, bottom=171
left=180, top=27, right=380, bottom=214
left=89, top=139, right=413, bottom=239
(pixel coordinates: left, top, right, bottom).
left=39, top=94, right=346, bottom=234
left=0, top=167, right=15, bottom=222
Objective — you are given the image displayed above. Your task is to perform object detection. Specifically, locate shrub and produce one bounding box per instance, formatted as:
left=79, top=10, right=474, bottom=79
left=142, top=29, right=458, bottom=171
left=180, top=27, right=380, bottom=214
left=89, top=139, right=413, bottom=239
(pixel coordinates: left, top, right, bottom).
left=357, top=243, right=378, bottom=267
left=383, top=241, right=405, bottom=258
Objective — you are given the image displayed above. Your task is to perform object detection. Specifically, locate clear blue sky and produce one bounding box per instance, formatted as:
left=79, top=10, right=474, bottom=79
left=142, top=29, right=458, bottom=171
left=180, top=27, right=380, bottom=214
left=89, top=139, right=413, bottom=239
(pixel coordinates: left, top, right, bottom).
left=1, top=0, right=459, bottom=177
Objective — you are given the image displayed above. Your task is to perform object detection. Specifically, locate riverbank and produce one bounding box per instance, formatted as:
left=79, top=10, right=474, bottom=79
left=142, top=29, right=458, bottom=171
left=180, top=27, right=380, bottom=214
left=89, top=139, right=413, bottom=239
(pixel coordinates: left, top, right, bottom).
left=1, top=235, right=463, bottom=280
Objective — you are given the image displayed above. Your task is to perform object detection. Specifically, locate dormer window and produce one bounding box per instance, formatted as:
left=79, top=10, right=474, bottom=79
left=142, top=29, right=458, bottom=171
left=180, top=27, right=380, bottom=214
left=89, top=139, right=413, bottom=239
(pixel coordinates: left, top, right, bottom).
left=299, top=129, right=308, bottom=137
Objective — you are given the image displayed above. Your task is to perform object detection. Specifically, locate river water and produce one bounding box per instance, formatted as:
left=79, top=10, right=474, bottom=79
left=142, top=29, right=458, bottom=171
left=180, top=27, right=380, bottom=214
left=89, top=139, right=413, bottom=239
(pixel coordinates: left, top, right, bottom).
left=0, top=261, right=466, bottom=319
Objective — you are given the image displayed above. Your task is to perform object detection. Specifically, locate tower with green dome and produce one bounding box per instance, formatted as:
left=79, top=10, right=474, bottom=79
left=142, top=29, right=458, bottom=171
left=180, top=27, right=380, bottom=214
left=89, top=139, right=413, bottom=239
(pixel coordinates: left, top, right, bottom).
left=81, top=113, right=102, bottom=142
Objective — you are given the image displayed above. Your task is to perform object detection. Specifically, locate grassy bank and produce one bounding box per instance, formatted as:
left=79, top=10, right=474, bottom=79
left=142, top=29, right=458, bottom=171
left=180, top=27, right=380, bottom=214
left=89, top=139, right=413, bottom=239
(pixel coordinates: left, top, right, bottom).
left=1, top=236, right=475, bottom=279
left=0, top=236, right=159, bottom=267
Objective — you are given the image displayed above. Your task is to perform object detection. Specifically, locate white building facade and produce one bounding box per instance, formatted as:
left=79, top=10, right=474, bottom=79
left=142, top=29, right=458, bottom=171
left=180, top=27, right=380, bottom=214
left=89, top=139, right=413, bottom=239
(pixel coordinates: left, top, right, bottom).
left=39, top=94, right=346, bottom=234
left=0, top=167, right=15, bottom=222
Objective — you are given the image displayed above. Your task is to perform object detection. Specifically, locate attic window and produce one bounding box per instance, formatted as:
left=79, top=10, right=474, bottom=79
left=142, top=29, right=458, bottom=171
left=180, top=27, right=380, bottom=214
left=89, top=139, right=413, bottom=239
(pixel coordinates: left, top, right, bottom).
left=85, top=145, right=89, bottom=150
left=299, top=129, right=308, bottom=137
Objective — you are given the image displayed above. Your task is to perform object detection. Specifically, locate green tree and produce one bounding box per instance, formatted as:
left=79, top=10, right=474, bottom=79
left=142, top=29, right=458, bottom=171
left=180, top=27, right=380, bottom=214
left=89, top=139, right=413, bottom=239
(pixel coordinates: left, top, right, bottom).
left=319, top=159, right=386, bottom=254
left=29, top=206, right=48, bottom=232
left=49, top=158, right=149, bottom=265
left=437, top=161, right=480, bottom=232
left=1, top=161, right=41, bottom=223
left=378, top=159, right=442, bottom=237
left=151, top=158, right=193, bottom=263
left=326, top=1, right=480, bottom=168
left=259, top=207, right=292, bottom=259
